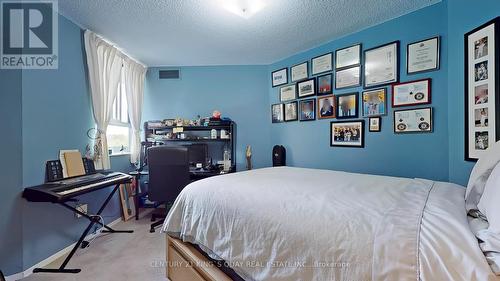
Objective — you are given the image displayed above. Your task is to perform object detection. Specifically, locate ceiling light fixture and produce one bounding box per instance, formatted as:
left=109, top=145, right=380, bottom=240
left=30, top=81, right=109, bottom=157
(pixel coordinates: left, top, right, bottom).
left=218, top=0, right=267, bottom=19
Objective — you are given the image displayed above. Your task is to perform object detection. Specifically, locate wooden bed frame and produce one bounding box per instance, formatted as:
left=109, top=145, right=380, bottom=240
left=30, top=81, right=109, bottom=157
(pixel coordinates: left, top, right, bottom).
left=167, top=235, right=233, bottom=281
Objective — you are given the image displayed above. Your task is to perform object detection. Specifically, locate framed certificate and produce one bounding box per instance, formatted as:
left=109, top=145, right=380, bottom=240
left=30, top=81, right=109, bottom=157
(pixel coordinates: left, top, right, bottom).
left=394, top=107, right=433, bottom=133
left=271, top=68, right=288, bottom=87
left=364, top=41, right=400, bottom=88
left=311, top=53, right=333, bottom=75
left=392, top=79, right=431, bottom=107
left=407, top=36, right=440, bottom=74
left=280, top=85, right=296, bottom=102
left=291, top=61, right=308, bottom=82
left=464, top=17, right=500, bottom=161
left=335, top=66, right=361, bottom=89
left=335, top=44, right=361, bottom=69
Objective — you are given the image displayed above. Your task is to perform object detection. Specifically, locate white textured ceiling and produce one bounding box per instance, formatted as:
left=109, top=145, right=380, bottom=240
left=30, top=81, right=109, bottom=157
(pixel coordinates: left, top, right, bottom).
left=58, top=0, right=441, bottom=66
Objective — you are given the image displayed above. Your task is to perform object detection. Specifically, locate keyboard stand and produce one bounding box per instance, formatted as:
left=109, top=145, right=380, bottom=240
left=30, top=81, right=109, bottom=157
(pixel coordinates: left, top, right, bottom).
left=32, top=183, right=133, bottom=274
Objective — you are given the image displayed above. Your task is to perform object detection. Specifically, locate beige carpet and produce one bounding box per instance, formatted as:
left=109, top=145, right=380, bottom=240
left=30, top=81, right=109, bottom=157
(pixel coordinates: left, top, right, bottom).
left=21, top=215, right=168, bottom=281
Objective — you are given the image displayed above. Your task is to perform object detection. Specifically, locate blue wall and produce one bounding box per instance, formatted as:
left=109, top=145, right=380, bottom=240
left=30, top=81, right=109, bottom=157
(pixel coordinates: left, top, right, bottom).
left=268, top=3, right=450, bottom=181
left=447, top=0, right=500, bottom=185
left=2, top=0, right=500, bottom=276
left=144, top=66, right=272, bottom=169
left=0, top=69, right=23, bottom=275
left=19, top=16, right=133, bottom=272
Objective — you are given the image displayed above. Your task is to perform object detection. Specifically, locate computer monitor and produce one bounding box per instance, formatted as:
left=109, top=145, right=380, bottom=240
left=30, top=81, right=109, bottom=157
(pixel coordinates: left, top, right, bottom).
left=186, top=144, right=208, bottom=167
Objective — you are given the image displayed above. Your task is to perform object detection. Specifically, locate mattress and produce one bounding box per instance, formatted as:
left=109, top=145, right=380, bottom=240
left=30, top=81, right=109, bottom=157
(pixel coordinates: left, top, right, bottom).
left=162, top=167, right=499, bottom=281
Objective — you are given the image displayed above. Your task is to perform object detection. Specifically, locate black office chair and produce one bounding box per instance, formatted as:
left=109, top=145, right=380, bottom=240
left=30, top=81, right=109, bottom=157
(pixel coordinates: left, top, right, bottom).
left=147, top=146, right=190, bottom=233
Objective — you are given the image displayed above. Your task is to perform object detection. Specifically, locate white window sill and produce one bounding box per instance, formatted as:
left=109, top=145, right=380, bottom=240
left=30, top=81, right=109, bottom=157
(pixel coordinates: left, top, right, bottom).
left=110, top=152, right=131, bottom=157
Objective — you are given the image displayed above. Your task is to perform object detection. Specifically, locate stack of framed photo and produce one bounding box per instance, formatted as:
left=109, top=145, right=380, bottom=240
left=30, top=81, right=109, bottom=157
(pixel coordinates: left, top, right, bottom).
left=335, top=44, right=361, bottom=89
left=464, top=17, right=500, bottom=161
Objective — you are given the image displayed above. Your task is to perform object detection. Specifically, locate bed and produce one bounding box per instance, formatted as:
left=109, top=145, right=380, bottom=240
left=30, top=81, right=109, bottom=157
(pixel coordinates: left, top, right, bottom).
left=162, top=158, right=500, bottom=280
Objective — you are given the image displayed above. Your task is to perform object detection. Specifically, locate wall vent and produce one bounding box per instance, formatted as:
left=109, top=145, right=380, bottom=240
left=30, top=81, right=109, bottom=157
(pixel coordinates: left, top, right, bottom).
left=159, top=69, right=180, bottom=79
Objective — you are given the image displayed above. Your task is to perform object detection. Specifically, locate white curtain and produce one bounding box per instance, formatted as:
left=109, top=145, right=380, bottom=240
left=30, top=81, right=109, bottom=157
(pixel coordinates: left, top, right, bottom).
left=123, top=58, right=147, bottom=164
left=84, top=30, right=123, bottom=169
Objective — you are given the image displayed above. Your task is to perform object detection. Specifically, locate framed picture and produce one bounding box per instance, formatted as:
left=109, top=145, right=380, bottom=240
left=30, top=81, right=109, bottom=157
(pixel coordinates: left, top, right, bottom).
left=291, top=61, right=308, bottom=82
left=280, top=85, right=296, bottom=102
left=330, top=120, right=365, bottom=148
left=335, top=66, right=361, bottom=89
left=299, top=99, right=316, bottom=121
left=394, top=107, right=433, bottom=133
left=284, top=101, right=298, bottom=122
left=311, top=52, right=333, bottom=75
left=297, top=78, right=316, bottom=98
left=362, top=88, right=387, bottom=117
left=369, top=117, right=381, bottom=132
left=271, top=104, right=284, bottom=123
left=407, top=36, right=440, bottom=74
left=318, top=95, right=336, bottom=119
left=317, top=73, right=333, bottom=95
left=392, top=79, right=431, bottom=107
left=465, top=17, right=500, bottom=161
left=364, top=41, right=400, bottom=88
left=336, top=93, right=359, bottom=119
left=272, top=68, right=288, bottom=87
left=335, top=44, right=361, bottom=69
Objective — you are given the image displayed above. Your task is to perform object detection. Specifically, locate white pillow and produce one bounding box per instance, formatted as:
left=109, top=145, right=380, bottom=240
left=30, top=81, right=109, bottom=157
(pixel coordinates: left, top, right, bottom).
left=466, top=141, right=500, bottom=212
left=478, top=161, right=500, bottom=233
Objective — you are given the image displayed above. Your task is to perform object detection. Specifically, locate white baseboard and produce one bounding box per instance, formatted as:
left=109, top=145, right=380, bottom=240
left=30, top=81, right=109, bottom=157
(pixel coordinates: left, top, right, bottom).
left=5, top=217, right=123, bottom=281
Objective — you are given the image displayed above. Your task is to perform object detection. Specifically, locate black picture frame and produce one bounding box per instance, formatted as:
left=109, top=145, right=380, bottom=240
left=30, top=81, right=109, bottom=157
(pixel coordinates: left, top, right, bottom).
left=311, top=52, right=333, bottom=76
left=330, top=120, right=365, bottom=148
left=335, top=66, right=361, bottom=90
left=297, top=78, right=316, bottom=98
left=279, top=84, right=297, bottom=102
left=336, top=92, right=359, bottom=119
left=291, top=61, right=309, bottom=82
left=369, top=117, right=381, bottom=132
left=317, top=73, right=333, bottom=95
left=284, top=101, right=298, bottom=122
left=393, top=107, right=433, bottom=134
left=464, top=17, right=500, bottom=161
left=362, top=88, right=387, bottom=117
left=363, top=41, right=400, bottom=88
left=299, top=98, right=316, bottom=121
left=272, top=68, right=288, bottom=87
left=271, top=103, right=284, bottom=123
left=335, top=43, right=362, bottom=70
left=407, top=36, right=440, bottom=74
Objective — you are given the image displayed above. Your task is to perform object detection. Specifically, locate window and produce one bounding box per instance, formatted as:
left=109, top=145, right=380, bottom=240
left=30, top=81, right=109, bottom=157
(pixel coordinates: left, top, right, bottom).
left=107, top=67, right=130, bottom=155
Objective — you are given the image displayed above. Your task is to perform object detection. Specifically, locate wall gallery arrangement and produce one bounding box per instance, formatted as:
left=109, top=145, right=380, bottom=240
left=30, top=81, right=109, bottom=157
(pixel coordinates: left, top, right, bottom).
left=271, top=34, right=442, bottom=148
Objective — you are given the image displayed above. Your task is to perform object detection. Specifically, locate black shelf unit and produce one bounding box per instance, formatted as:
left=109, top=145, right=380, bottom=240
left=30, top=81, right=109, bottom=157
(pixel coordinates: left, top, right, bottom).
left=144, top=121, right=236, bottom=170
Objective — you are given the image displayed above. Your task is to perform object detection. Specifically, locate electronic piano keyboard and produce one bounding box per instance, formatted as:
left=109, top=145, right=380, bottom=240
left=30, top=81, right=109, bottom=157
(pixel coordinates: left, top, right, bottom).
left=23, top=158, right=134, bottom=274
left=23, top=171, right=132, bottom=203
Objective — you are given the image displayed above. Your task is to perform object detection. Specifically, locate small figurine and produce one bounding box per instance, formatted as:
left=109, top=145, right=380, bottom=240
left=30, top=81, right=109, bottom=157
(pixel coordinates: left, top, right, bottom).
left=246, top=145, right=252, bottom=170
left=212, top=110, right=221, bottom=120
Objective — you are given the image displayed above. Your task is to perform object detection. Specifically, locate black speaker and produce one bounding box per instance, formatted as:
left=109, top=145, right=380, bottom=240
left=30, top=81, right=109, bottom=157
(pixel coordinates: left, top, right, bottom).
left=272, top=145, right=286, bottom=167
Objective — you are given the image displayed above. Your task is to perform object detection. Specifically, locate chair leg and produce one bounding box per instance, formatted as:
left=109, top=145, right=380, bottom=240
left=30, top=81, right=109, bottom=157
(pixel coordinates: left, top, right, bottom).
left=150, top=219, right=164, bottom=233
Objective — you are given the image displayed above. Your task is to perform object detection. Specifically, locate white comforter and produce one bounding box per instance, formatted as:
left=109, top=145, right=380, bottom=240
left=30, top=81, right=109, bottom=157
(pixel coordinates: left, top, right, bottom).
left=162, top=167, right=499, bottom=281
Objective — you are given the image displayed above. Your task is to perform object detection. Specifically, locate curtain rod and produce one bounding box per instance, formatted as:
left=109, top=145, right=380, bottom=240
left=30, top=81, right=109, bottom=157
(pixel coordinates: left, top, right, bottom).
left=86, top=29, right=147, bottom=69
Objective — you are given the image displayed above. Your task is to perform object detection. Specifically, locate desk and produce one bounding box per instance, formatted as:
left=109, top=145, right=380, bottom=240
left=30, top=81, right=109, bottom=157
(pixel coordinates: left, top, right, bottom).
left=129, top=169, right=228, bottom=220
